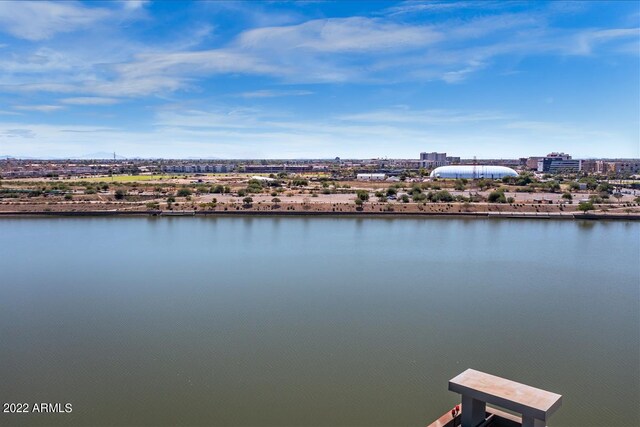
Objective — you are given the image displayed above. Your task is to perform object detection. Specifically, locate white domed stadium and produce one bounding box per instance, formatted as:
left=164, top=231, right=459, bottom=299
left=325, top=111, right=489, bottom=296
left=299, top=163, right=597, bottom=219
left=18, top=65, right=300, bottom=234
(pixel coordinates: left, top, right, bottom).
left=430, top=165, right=518, bottom=179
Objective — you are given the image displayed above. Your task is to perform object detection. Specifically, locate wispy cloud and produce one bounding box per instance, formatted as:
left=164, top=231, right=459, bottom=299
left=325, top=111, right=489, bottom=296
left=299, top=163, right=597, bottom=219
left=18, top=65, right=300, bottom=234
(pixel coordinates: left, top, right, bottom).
left=61, top=97, right=121, bottom=105
left=0, top=1, right=150, bottom=41
left=572, top=28, right=640, bottom=55
left=2, top=105, right=631, bottom=158
left=339, top=108, right=513, bottom=124
left=121, top=0, right=150, bottom=12
left=0, top=1, right=111, bottom=41
left=0, top=4, right=637, bottom=100
left=0, top=1, right=637, bottom=160
left=13, top=104, right=64, bottom=112
left=1, top=128, right=36, bottom=138
left=384, top=1, right=501, bottom=16
left=237, top=17, right=441, bottom=53
left=238, top=89, right=314, bottom=98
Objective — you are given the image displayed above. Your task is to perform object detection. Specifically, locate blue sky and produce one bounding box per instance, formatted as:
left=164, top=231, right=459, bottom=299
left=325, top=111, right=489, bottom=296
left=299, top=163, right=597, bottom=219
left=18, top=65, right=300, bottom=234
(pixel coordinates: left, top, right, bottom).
left=0, top=0, right=638, bottom=159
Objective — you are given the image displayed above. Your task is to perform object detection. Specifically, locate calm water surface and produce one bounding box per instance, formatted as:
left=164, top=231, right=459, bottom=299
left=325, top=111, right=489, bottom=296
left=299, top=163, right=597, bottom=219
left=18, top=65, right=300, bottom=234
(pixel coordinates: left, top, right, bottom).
left=0, top=217, right=638, bottom=426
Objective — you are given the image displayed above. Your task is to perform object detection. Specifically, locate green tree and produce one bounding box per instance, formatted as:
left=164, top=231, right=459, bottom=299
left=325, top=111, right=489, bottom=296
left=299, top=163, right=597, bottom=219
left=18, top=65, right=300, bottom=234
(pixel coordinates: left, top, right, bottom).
left=515, top=173, right=534, bottom=186
left=476, top=179, right=492, bottom=191
left=430, top=190, right=454, bottom=202
left=412, top=192, right=427, bottom=202
left=597, top=183, right=613, bottom=194
left=488, top=189, right=507, bottom=203
left=356, top=190, right=369, bottom=201
left=177, top=188, right=192, bottom=197
left=114, top=189, right=126, bottom=200
left=544, top=181, right=561, bottom=193
left=247, top=179, right=263, bottom=193
left=568, top=182, right=580, bottom=191
left=578, top=201, right=595, bottom=213
left=579, top=178, right=598, bottom=190
left=243, top=196, right=253, bottom=206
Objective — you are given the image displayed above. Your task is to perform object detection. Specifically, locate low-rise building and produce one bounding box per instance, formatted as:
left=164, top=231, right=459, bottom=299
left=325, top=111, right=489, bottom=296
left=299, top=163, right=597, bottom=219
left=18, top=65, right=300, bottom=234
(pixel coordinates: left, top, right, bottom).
left=526, top=157, right=543, bottom=170
left=607, top=160, right=640, bottom=175
left=356, top=173, right=386, bottom=181
left=420, top=152, right=448, bottom=168
left=537, top=153, right=581, bottom=173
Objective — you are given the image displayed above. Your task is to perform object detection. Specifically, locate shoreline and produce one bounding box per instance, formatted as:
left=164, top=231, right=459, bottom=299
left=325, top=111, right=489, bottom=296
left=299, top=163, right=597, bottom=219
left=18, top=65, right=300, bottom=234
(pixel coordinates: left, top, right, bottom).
left=0, top=209, right=638, bottom=221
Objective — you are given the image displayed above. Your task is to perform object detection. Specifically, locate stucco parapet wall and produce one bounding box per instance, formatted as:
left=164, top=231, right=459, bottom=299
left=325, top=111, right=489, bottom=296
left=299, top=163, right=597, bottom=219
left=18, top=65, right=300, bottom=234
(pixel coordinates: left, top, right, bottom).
left=449, top=369, right=562, bottom=421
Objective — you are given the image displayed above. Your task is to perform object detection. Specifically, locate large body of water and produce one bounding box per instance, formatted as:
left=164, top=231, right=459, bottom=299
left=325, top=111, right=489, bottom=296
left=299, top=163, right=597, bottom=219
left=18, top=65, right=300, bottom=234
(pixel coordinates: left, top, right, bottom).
left=0, top=217, right=638, bottom=426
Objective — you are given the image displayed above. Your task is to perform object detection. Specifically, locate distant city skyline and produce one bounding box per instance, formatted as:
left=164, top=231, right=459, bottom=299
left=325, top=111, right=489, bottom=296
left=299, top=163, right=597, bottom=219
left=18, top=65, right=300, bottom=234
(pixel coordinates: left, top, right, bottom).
left=0, top=1, right=638, bottom=159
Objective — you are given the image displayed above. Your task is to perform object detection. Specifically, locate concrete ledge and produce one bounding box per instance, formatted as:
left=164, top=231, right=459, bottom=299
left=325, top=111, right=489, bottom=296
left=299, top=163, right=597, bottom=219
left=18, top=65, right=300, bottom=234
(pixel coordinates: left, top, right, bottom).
left=449, top=369, right=562, bottom=422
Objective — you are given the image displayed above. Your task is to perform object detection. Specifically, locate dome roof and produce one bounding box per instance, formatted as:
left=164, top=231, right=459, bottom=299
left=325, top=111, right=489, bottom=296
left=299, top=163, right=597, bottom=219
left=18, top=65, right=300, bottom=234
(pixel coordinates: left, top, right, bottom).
left=430, top=165, right=518, bottom=179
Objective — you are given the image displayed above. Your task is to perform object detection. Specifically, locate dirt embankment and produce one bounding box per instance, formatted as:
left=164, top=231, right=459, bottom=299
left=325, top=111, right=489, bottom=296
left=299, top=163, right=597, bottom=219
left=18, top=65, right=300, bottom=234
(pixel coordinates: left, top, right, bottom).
left=1, top=200, right=639, bottom=220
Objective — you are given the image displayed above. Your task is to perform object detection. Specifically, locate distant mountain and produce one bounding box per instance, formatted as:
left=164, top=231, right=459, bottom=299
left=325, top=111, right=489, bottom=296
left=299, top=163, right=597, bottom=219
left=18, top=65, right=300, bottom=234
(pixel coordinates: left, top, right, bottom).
left=1, top=154, right=228, bottom=160
left=0, top=155, right=42, bottom=160
left=0, top=153, right=127, bottom=160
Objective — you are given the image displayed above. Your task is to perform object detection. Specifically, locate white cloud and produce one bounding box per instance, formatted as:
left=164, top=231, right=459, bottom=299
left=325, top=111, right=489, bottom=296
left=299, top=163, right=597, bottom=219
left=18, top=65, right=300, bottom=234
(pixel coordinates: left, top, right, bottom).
left=121, top=0, right=150, bottom=12
left=0, top=1, right=111, bottom=41
left=0, top=104, right=635, bottom=158
left=0, top=83, right=78, bottom=93
left=572, top=28, right=640, bottom=55
left=0, top=47, right=84, bottom=74
left=13, top=105, right=64, bottom=112
left=238, top=89, right=314, bottom=98
left=237, top=17, right=442, bottom=53
left=114, top=49, right=280, bottom=78
left=61, top=97, right=121, bottom=105
left=340, top=108, right=512, bottom=124
left=0, top=4, right=637, bottom=100
left=92, top=14, right=638, bottom=91
left=384, top=1, right=513, bottom=16
left=441, top=61, right=485, bottom=83
left=1, top=128, right=36, bottom=138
